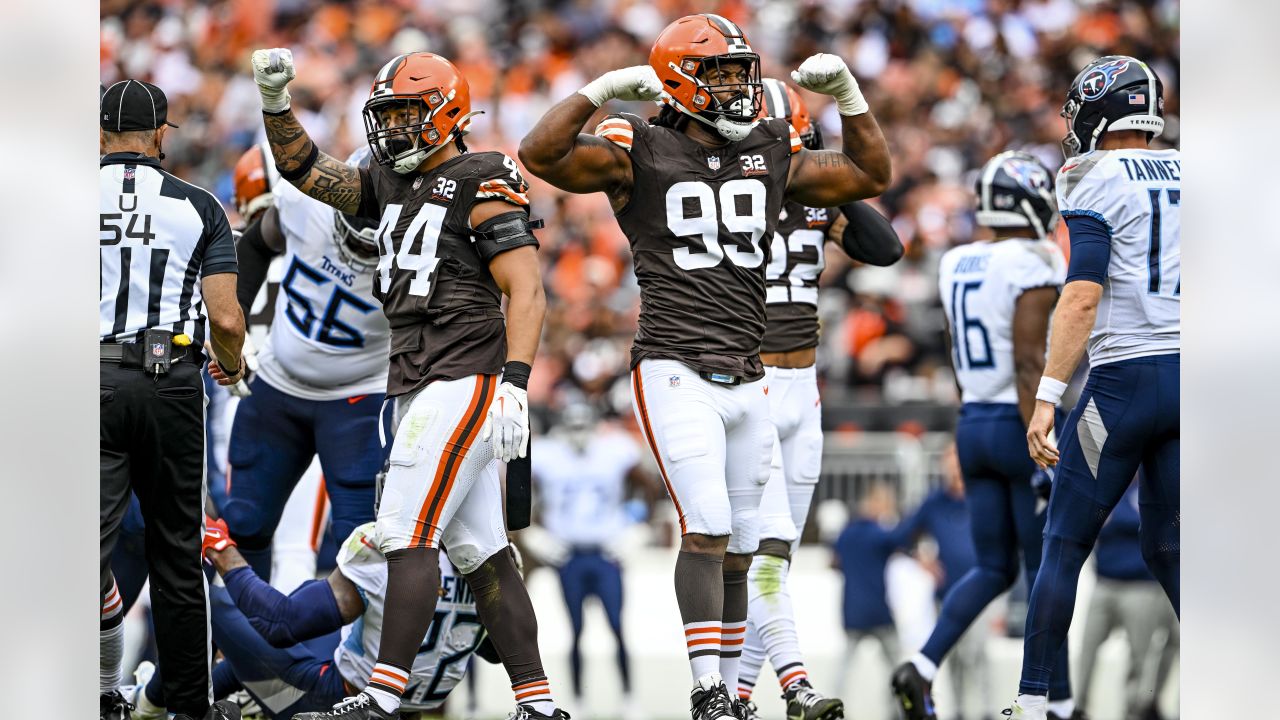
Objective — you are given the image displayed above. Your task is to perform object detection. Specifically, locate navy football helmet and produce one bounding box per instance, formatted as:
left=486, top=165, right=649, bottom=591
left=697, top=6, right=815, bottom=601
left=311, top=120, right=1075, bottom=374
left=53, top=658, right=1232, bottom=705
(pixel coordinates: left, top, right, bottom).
left=1061, top=55, right=1164, bottom=158
left=974, top=150, right=1057, bottom=240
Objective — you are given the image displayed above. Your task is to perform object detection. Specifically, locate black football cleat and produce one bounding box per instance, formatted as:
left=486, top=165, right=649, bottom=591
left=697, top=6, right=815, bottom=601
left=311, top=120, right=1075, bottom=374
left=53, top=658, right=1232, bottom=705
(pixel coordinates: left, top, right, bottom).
left=689, top=673, right=737, bottom=720
left=172, top=699, right=242, bottom=720
left=291, top=693, right=394, bottom=719
left=783, top=678, right=844, bottom=720
left=508, top=705, right=572, bottom=720
left=736, top=699, right=762, bottom=720
left=101, top=690, right=134, bottom=720
left=891, top=662, right=938, bottom=720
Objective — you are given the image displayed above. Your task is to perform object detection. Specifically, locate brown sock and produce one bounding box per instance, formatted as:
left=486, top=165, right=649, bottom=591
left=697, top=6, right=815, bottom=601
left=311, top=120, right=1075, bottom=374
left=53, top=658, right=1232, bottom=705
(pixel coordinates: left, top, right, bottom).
left=675, top=550, right=725, bottom=683
left=466, top=547, right=556, bottom=708
left=720, top=557, right=750, bottom=692
left=372, top=547, right=441, bottom=697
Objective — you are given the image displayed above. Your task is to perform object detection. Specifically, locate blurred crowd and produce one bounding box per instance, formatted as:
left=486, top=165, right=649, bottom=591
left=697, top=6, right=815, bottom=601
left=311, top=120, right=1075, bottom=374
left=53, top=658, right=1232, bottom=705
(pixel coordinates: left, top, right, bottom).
left=100, top=0, right=1180, bottom=424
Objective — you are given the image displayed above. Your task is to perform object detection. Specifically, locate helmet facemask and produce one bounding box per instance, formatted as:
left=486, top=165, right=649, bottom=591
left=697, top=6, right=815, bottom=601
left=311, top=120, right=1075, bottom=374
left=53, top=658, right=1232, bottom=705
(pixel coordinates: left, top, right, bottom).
left=364, top=90, right=459, bottom=174
left=667, top=55, right=763, bottom=142
left=333, top=211, right=380, bottom=272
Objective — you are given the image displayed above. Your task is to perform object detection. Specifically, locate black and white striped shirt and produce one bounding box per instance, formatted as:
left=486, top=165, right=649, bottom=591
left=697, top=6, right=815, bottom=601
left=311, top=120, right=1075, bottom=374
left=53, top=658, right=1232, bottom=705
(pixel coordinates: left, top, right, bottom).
left=100, top=153, right=238, bottom=347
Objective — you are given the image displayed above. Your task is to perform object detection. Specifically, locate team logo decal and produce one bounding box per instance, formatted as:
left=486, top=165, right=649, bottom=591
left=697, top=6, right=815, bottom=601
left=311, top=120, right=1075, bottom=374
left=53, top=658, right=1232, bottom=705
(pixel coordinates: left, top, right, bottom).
left=707, top=156, right=721, bottom=170
left=1079, top=59, right=1131, bottom=101
left=1004, top=158, right=1050, bottom=192
left=669, top=375, right=681, bottom=387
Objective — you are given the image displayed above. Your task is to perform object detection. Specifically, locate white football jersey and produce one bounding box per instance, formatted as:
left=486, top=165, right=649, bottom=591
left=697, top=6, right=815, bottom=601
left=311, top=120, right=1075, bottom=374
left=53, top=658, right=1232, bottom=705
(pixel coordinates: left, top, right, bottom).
left=938, top=238, right=1066, bottom=404
left=532, top=431, right=641, bottom=546
left=334, top=524, right=480, bottom=711
left=1057, top=148, right=1180, bottom=365
left=257, top=181, right=390, bottom=401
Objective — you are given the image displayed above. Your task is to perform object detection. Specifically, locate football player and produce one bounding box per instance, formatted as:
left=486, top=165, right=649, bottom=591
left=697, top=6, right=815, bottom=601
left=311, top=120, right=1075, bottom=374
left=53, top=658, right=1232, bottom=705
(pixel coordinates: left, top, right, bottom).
left=211, top=144, right=391, bottom=583
left=519, top=15, right=890, bottom=718
left=249, top=48, right=560, bottom=719
left=1009, top=56, right=1179, bottom=720
left=127, top=520, right=497, bottom=720
left=736, top=78, right=902, bottom=720
left=529, top=403, right=653, bottom=715
left=888, top=151, right=1077, bottom=720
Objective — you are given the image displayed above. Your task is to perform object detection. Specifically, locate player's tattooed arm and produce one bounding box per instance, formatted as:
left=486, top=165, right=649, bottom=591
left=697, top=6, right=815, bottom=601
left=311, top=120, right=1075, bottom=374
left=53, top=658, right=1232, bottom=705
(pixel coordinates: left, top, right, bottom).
left=518, top=94, right=632, bottom=202
left=263, top=109, right=363, bottom=214
left=787, top=111, right=892, bottom=207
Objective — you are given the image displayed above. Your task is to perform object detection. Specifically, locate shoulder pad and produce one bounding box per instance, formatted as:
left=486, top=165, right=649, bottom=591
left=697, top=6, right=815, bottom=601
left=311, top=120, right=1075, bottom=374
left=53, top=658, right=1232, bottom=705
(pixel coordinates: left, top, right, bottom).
left=336, top=522, right=384, bottom=569
left=594, top=113, right=642, bottom=153
left=460, top=151, right=530, bottom=207
left=1056, top=151, right=1109, bottom=205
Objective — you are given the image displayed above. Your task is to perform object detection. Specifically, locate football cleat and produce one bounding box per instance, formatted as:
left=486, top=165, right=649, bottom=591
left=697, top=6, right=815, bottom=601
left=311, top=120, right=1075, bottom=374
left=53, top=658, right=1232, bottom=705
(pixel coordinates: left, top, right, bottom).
left=507, top=706, right=571, bottom=720
left=736, top=699, right=761, bottom=720
left=689, top=673, right=736, bottom=720
left=291, top=693, right=395, bottom=719
left=783, top=679, right=844, bottom=720
left=891, top=662, right=938, bottom=720
left=101, top=690, right=134, bottom=720
left=1001, top=702, right=1048, bottom=720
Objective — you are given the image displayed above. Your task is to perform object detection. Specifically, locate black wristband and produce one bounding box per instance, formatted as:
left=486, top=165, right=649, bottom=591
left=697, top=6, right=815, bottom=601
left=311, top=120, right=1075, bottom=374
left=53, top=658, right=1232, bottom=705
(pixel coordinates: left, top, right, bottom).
left=502, top=361, right=532, bottom=390
left=276, top=142, right=319, bottom=182
left=216, top=357, right=243, bottom=378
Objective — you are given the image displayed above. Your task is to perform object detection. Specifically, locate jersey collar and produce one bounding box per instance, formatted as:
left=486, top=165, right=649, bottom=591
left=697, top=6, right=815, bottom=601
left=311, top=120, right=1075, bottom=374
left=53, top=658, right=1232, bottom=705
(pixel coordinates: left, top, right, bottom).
left=100, top=152, right=161, bottom=168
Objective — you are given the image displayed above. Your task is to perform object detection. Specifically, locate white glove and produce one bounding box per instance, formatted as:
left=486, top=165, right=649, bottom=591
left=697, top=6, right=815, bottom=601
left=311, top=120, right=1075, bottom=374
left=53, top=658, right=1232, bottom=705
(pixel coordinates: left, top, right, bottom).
left=226, top=335, right=259, bottom=398
left=578, top=65, right=663, bottom=107
left=251, top=48, right=296, bottom=113
left=518, top=525, right=570, bottom=568
left=791, top=53, right=869, bottom=117
left=481, top=382, right=529, bottom=463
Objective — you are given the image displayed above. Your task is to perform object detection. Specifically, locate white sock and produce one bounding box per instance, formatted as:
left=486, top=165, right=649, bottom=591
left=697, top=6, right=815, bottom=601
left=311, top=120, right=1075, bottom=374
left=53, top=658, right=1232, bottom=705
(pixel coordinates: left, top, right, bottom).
left=684, top=621, right=722, bottom=682
left=744, top=554, right=810, bottom=692
left=513, top=679, right=556, bottom=714
left=1047, top=698, right=1075, bottom=717
left=718, top=621, right=747, bottom=696
left=100, top=622, right=124, bottom=693
left=100, top=579, right=124, bottom=694
left=1017, top=694, right=1048, bottom=716
left=910, top=652, right=938, bottom=683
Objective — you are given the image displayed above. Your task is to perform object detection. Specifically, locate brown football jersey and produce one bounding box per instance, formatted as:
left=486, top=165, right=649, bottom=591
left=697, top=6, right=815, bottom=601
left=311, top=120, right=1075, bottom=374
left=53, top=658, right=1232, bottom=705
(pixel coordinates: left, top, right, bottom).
left=595, top=113, right=801, bottom=382
left=762, top=200, right=836, bottom=353
left=356, top=150, right=535, bottom=397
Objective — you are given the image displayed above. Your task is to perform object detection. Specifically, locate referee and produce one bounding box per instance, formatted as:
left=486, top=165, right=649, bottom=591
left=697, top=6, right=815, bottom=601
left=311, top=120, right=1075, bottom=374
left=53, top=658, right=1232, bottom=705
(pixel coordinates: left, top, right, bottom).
left=99, top=79, right=245, bottom=720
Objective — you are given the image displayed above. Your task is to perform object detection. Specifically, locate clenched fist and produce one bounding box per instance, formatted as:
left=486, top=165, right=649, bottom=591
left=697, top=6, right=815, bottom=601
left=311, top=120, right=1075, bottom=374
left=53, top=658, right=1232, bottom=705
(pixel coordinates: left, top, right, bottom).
left=251, top=48, right=297, bottom=113
left=792, top=53, right=868, bottom=116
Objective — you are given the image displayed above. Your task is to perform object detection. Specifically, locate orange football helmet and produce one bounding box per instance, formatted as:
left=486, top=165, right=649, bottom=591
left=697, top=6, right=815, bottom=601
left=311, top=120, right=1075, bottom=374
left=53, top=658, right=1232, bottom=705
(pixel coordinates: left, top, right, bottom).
left=650, top=14, right=763, bottom=141
left=233, top=141, right=279, bottom=224
left=363, top=52, right=480, bottom=174
left=760, top=78, right=823, bottom=150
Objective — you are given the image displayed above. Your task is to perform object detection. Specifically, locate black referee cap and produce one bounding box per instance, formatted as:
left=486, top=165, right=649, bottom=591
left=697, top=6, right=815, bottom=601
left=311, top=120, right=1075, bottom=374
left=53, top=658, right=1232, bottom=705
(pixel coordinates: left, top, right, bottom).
left=101, top=79, right=179, bottom=131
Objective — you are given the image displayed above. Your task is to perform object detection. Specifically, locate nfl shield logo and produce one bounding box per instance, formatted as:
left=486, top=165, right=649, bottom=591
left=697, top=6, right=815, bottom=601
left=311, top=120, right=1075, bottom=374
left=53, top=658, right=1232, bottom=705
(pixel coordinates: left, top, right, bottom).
left=412, top=176, right=424, bottom=191
left=151, top=343, right=165, bottom=357
left=707, top=156, right=721, bottom=170
left=669, top=375, right=681, bottom=387
left=124, top=167, right=136, bottom=181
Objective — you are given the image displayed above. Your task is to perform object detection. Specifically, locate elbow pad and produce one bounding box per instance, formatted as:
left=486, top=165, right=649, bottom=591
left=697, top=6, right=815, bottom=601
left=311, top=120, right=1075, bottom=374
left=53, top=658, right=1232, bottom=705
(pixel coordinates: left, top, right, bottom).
left=223, top=569, right=344, bottom=647
left=839, top=201, right=903, bottom=266
left=472, top=212, right=542, bottom=262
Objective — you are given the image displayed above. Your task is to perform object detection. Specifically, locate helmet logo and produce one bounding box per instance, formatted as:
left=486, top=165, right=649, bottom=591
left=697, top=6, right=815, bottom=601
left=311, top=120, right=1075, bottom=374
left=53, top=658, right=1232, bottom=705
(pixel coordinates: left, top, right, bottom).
left=1005, top=158, right=1050, bottom=192
left=1079, top=59, right=1131, bottom=101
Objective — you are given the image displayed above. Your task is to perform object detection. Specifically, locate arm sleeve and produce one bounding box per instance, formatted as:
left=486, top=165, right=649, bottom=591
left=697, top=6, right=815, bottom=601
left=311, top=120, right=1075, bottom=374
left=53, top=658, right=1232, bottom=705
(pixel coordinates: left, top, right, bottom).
left=222, top=567, right=345, bottom=648
left=1064, top=214, right=1112, bottom=284
left=837, top=201, right=904, bottom=266
left=200, top=202, right=239, bottom=277
left=234, top=214, right=279, bottom=316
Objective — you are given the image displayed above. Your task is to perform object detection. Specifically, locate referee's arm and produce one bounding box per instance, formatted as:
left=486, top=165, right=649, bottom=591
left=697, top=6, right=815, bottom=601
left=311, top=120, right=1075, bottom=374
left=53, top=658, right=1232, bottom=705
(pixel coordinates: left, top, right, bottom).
left=203, top=208, right=246, bottom=384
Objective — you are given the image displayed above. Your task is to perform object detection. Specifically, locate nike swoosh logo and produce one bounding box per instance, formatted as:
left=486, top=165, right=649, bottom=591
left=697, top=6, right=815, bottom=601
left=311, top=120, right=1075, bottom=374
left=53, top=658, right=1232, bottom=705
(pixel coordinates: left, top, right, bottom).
left=348, top=395, right=368, bottom=405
